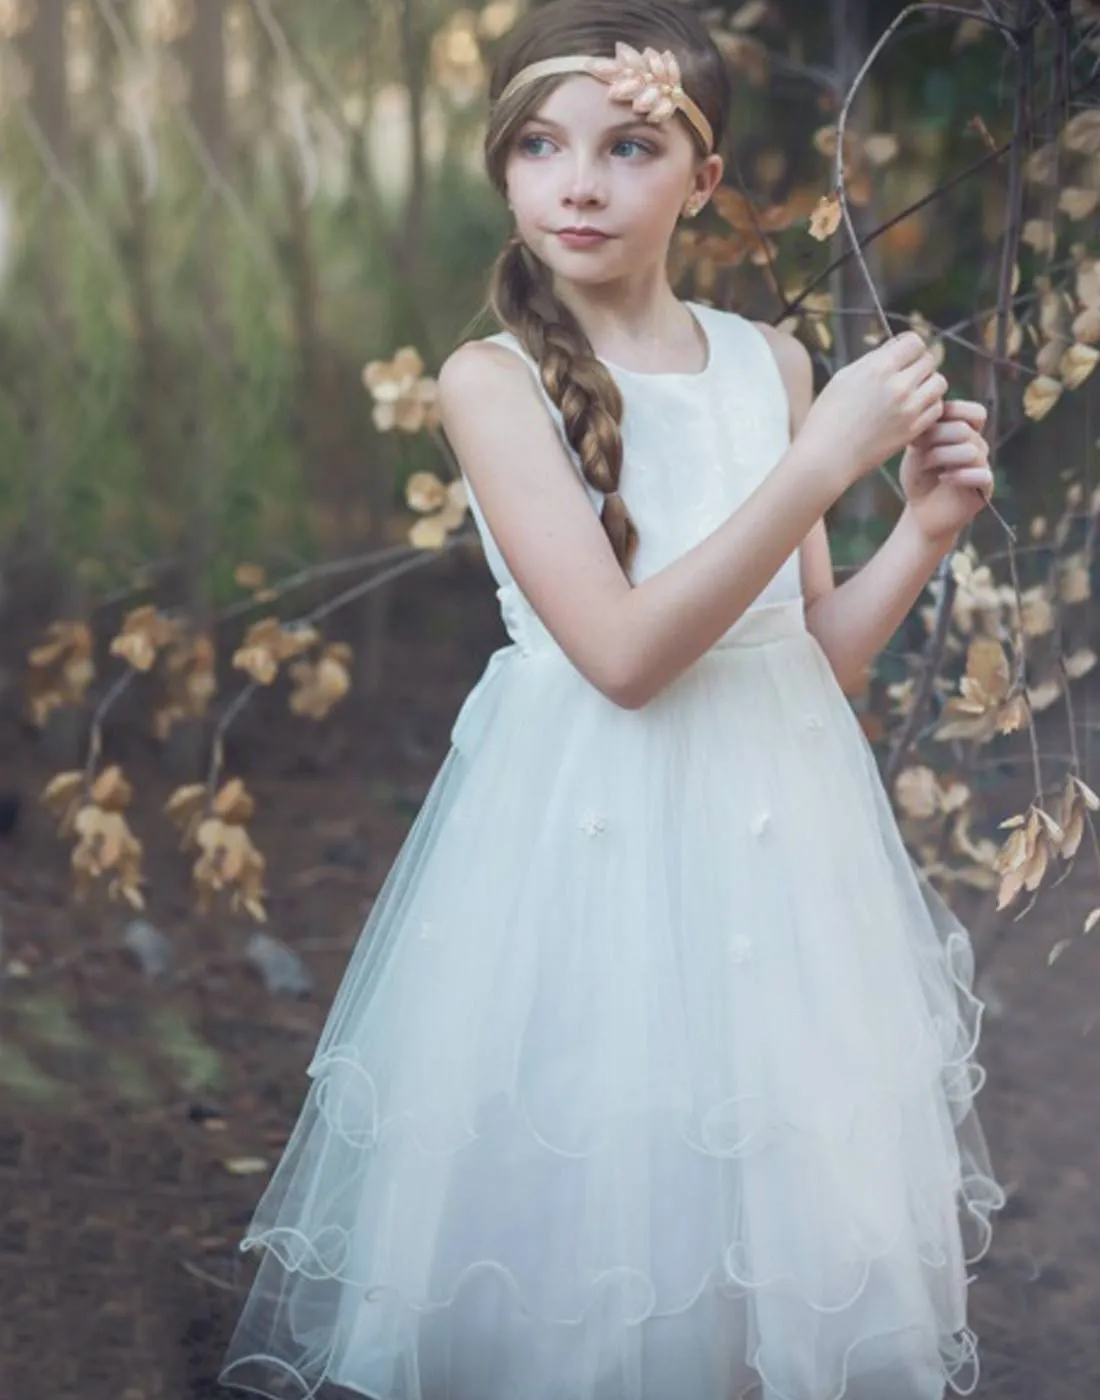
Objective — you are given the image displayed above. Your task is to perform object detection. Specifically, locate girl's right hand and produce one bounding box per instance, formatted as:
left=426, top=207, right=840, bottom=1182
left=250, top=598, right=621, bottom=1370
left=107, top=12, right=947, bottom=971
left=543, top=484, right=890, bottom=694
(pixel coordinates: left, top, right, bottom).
left=803, top=331, right=948, bottom=489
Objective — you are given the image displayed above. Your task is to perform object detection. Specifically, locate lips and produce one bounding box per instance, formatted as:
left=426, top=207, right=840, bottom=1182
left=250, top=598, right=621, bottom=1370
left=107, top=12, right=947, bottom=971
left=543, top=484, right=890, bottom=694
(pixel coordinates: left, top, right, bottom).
left=555, top=228, right=612, bottom=248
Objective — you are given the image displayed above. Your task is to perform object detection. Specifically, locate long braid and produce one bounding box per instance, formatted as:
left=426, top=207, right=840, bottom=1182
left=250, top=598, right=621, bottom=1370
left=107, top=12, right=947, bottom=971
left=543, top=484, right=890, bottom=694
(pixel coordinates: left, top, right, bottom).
left=488, top=235, right=640, bottom=576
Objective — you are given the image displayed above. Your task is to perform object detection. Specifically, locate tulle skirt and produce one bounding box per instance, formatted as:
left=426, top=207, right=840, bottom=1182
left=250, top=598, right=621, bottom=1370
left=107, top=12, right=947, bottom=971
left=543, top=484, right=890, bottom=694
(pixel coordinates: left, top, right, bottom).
left=218, top=599, right=1004, bottom=1400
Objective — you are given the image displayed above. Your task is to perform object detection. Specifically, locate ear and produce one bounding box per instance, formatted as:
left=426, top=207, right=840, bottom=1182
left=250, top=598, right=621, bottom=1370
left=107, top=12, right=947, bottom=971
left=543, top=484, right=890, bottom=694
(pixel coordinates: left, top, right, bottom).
left=684, top=154, right=725, bottom=218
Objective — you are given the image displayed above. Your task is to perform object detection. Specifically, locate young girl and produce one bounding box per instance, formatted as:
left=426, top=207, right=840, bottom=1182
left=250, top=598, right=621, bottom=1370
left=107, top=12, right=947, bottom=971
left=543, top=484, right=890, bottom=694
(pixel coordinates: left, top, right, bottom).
left=219, top=3, right=1005, bottom=1398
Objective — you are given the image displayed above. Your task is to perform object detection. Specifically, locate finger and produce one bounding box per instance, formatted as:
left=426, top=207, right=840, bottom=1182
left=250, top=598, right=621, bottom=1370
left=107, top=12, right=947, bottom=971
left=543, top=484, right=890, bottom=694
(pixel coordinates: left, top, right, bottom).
left=911, top=371, right=949, bottom=413
left=911, top=398, right=946, bottom=438
left=923, top=420, right=973, bottom=446
left=890, top=331, right=931, bottom=369
left=927, top=442, right=986, bottom=469
left=938, top=465, right=994, bottom=492
left=895, top=348, right=938, bottom=388
left=940, top=399, right=988, bottom=429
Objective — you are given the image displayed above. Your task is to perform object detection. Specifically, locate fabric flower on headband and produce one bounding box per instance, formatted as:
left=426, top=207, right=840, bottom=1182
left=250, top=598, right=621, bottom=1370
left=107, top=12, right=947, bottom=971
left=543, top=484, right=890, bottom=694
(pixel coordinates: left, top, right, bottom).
left=588, top=44, right=688, bottom=126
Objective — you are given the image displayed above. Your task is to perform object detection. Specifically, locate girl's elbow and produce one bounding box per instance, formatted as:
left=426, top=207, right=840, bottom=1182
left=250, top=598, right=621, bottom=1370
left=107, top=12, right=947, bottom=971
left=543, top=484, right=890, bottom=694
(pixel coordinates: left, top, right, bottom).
left=587, top=648, right=651, bottom=711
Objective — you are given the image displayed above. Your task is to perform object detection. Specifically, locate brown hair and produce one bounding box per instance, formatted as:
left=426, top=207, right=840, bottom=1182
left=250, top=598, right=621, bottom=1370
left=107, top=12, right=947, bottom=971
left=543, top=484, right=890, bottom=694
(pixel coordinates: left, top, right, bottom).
left=482, top=0, right=730, bottom=577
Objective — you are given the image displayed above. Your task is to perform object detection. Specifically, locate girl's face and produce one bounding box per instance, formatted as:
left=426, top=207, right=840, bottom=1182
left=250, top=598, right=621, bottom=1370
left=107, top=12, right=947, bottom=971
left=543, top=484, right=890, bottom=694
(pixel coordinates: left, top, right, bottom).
left=503, top=74, right=721, bottom=288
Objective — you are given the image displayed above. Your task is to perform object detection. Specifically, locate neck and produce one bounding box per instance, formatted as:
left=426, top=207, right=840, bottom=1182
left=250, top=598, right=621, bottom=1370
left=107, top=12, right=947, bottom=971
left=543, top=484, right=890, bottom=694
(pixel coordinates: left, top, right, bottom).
left=550, top=272, right=697, bottom=362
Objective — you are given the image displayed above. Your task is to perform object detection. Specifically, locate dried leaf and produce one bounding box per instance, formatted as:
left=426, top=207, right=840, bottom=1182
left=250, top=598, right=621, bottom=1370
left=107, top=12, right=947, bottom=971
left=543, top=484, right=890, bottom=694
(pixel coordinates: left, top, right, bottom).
left=288, top=646, right=352, bottom=721
left=1073, top=305, right=1100, bottom=345
left=1060, top=343, right=1099, bottom=390
left=1063, top=109, right=1100, bottom=155
left=1059, top=186, right=1100, bottom=221
left=405, top=471, right=448, bottom=514
left=1060, top=555, right=1091, bottom=604
left=41, top=771, right=85, bottom=818
left=862, top=133, right=899, bottom=166
left=110, top=606, right=178, bottom=672
left=362, top=347, right=437, bottom=434
left=1022, top=375, right=1063, bottom=421
left=1021, top=219, right=1057, bottom=256
left=1024, top=141, right=1060, bottom=184
left=165, top=783, right=207, bottom=828
left=234, top=562, right=267, bottom=590
left=894, top=766, right=941, bottom=820
left=409, top=515, right=451, bottom=550
left=212, top=778, right=255, bottom=825
left=1072, top=777, right=1099, bottom=811
left=91, top=765, right=133, bottom=811
left=1064, top=647, right=1097, bottom=680
left=1026, top=677, right=1063, bottom=712
left=808, top=191, right=842, bottom=241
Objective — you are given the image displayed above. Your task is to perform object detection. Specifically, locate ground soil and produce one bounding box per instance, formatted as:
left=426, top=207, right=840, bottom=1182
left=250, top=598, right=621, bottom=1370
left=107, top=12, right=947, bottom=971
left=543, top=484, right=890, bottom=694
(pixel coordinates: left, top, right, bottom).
left=0, top=559, right=1098, bottom=1399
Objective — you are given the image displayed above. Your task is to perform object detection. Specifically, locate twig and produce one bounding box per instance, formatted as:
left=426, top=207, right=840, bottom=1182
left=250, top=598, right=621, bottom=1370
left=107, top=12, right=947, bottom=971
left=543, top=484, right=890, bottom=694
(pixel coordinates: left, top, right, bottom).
left=218, top=543, right=423, bottom=623
left=84, top=670, right=137, bottom=789
left=879, top=16, right=1035, bottom=785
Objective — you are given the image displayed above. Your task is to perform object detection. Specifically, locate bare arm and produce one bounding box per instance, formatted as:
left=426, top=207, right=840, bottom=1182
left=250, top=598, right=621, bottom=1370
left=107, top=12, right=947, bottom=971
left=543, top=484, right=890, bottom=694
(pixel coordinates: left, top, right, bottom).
left=756, top=322, right=952, bottom=698
left=801, top=508, right=956, bottom=696
left=438, top=335, right=847, bottom=710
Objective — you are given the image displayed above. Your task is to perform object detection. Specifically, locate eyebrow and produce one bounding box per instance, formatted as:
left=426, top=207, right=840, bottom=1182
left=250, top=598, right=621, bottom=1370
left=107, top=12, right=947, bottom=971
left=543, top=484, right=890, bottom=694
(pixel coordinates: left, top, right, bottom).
left=519, top=115, right=663, bottom=136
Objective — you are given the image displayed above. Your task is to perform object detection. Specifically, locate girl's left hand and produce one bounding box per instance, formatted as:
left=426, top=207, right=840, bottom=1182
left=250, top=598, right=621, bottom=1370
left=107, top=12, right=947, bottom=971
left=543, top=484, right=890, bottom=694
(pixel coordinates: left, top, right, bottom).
left=900, top=399, right=993, bottom=546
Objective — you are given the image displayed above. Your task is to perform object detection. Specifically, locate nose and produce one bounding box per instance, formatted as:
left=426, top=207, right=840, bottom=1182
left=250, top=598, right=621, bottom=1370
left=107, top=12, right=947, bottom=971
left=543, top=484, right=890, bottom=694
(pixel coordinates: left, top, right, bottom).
left=562, top=152, right=607, bottom=211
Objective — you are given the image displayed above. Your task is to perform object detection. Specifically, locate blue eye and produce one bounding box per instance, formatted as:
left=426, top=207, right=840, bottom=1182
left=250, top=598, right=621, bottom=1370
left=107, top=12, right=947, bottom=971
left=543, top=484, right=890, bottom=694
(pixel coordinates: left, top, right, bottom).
left=518, top=135, right=554, bottom=156
left=612, top=138, right=654, bottom=157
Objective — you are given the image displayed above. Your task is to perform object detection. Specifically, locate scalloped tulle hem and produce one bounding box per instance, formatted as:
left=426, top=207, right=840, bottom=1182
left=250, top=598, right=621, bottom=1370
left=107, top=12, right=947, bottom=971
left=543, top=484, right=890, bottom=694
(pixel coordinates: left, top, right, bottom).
left=236, top=1175, right=1004, bottom=1325
left=218, top=1257, right=992, bottom=1400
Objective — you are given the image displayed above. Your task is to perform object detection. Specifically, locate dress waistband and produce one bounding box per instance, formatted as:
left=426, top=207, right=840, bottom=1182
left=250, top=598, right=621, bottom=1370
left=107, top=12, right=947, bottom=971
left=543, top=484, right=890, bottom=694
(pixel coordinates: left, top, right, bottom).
left=450, top=597, right=807, bottom=754
left=711, top=597, right=807, bottom=649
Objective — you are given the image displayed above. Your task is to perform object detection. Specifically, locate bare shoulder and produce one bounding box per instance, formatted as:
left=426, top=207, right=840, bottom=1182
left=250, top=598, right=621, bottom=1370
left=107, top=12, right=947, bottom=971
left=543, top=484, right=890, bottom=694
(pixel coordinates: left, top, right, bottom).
left=752, top=322, right=812, bottom=393
left=750, top=321, right=813, bottom=433
left=436, top=336, right=536, bottom=415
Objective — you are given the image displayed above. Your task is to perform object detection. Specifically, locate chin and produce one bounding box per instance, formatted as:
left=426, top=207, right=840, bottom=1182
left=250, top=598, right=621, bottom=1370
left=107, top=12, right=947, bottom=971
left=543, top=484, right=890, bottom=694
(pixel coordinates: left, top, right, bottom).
left=537, top=243, right=623, bottom=282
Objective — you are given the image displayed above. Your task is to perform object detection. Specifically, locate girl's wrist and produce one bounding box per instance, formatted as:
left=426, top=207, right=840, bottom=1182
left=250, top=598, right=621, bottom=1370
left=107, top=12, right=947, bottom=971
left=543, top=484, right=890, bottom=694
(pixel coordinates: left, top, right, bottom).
left=898, top=502, right=960, bottom=560
left=782, top=432, right=855, bottom=513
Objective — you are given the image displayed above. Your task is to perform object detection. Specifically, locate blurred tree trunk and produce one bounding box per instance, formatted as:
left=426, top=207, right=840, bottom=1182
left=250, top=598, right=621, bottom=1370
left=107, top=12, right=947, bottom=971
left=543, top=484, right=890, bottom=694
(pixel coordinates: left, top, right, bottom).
left=23, top=0, right=69, bottom=570
left=174, top=0, right=230, bottom=775
left=24, top=0, right=85, bottom=765
left=183, top=0, right=228, bottom=619
left=356, top=0, right=435, bottom=698
left=829, top=0, right=886, bottom=537
left=120, top=0, right=176, bottom=555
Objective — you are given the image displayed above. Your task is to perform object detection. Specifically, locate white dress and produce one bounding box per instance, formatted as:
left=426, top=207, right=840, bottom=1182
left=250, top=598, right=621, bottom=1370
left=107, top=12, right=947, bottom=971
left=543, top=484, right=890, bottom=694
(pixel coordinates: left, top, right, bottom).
left=219, top=303, right=1004, bottom=1400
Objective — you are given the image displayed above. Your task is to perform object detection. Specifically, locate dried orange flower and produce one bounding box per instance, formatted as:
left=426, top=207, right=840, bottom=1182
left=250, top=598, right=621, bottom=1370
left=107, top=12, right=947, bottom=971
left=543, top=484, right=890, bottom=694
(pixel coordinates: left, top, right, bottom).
left=362, top=347, right=439, bottom=433
left=109, top=605, right=179, bottom=673
left=154, top=633, right=217, bottom=740
left=407, top=477, right=468, bottom=551
left=26, top=621, right=95, bottom=728
left=233, top=619, right=319, bottom=686
left=191, top=778, right=267, bottom=922
left=289, top=643, right=353, bottom=720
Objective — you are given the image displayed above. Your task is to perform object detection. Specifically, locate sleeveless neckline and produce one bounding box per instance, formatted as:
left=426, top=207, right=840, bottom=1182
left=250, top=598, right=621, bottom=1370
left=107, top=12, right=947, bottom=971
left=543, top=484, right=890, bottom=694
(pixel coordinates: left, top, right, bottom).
left=594, top=301, right=714, bottom=383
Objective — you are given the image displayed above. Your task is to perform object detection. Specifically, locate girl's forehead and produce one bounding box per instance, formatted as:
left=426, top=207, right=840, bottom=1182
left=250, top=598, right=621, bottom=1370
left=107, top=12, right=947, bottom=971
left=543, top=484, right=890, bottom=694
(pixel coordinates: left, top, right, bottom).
left=523, top=75, right=629, bottom=129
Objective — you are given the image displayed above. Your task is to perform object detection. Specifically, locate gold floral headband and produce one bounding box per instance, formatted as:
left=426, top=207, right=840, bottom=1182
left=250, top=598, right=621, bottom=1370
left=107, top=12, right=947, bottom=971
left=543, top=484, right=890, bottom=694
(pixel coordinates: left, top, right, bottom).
left=496, top=41, right=714, bottom=155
